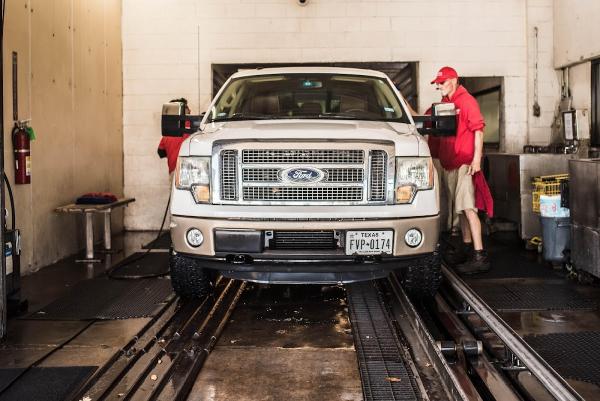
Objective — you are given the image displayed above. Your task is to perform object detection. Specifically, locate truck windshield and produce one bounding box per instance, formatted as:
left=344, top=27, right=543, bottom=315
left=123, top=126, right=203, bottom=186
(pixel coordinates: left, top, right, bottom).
left=206, top=73, right=410, bottom=123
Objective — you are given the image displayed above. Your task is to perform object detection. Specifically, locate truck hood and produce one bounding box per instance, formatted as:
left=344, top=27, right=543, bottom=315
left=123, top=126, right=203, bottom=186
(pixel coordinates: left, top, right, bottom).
left=183, top=119, right=429, bottom=157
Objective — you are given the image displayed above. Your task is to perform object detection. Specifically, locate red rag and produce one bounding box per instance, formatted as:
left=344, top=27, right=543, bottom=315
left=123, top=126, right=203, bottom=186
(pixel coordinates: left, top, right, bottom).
left=473, top=171, right=494, bottom=217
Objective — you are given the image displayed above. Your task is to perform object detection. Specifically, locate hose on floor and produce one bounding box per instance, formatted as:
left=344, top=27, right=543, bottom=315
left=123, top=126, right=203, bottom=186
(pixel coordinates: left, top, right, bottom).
left=106, top=194, right=171, bottom=280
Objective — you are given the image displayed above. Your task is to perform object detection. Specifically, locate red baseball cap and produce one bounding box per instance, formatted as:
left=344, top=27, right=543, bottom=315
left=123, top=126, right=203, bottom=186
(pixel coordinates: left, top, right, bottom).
left=431, top=66, right=458, bottom=84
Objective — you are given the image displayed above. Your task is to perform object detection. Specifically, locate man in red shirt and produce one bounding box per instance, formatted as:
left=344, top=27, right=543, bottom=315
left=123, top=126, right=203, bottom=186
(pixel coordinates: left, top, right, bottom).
left=429, top=67, right=490, bottom=274
left=157, top=98, right=191, bottom=175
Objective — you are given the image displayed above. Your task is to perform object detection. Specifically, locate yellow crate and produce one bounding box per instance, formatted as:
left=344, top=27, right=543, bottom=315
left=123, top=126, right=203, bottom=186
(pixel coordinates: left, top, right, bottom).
left=532, top=174, right=569, bottom=184
left=531, top=174, right=569, bottom=213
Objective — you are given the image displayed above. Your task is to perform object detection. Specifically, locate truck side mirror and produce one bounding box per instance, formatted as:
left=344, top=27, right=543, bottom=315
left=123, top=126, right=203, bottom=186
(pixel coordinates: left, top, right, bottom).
left=413, top=102, right=457, bottom=136
left=161, top=102, right=202, bottom=137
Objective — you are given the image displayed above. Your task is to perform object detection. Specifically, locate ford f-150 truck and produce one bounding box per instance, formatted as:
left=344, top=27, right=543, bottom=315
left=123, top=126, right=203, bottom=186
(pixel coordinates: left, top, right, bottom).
left=162, top=67, right=454, bottom=298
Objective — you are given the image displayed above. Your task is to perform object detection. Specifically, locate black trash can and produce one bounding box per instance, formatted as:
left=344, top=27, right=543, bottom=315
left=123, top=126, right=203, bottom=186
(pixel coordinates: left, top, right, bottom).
left=540, top=216, right=571, bottom=263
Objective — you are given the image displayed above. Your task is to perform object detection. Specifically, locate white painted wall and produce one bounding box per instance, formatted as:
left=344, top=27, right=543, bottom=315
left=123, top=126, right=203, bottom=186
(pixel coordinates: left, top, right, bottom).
left=569, top=62, right=591, bottom=111
left=553, top=1, right=600, bottom=132
left=527, top=0, right=560, bottom=145
left=554, top=0, right=600, bottom=68
left=123, top=0, right=559, bottom=230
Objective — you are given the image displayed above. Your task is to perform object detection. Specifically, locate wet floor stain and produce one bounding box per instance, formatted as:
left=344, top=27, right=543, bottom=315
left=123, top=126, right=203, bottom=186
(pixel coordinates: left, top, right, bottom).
left=219, top=283, right=354, bottom=349
left=189, top=283, right=362, bottom=401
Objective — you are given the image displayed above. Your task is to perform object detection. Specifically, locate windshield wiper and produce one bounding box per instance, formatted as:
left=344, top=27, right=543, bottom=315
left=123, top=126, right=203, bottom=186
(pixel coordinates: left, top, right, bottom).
left=317, top=113, right=361, bottom=120
left=317, top=114, right=406, bottom=122
left=209, top=112, right=275, bottom=122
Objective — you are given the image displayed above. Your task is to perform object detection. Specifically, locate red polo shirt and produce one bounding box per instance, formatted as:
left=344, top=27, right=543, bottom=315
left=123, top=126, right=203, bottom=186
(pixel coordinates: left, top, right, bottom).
left=428, top=85, right=485, bottom=170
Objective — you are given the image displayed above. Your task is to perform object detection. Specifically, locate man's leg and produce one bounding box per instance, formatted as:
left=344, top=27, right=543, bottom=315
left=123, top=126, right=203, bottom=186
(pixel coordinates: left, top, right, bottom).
left=453, top=166, right=489, bottom=274
left=443, top=168, right=471, bottom=265
left=463, top=209, right=483, bottom=250
left=459, top=213, right=472, bottom=244
left=438, top=162, right=453, bottom=232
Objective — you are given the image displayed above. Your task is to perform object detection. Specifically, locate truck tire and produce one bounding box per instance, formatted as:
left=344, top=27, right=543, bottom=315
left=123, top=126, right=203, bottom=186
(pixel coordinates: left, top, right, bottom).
left=169, top=252, right=214, bottom=299
left=397, top=245, right=442, bottom=298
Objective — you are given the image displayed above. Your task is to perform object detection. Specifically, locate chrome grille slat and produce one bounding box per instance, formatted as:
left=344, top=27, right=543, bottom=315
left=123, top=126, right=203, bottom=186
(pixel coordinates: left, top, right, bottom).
left=243, top=168, right=279, bottom=182
left=242, top=149, right=364, bottom=164
left=243, top=187, right=363, bottom=201
left=220, top=150, right=238, bottom=201
left=325, top=168, right=364, bottom=183
left=242, top=168, right=364, bottom=183
left=369, top=150, right=387, bottom=201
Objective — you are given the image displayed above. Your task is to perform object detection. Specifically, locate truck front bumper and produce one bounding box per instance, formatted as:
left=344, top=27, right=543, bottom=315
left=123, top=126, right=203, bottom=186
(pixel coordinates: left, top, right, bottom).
left=170, top=214, right=439, bottom=283
left=171, top=214, right=439, bottom=256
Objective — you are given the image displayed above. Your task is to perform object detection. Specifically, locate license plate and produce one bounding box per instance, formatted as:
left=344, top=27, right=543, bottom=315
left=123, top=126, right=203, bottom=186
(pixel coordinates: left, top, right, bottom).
left=345, top=230, right=393, bottom=255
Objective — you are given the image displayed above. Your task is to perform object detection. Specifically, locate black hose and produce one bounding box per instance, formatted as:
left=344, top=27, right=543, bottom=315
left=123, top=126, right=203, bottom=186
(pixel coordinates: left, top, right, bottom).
left=0, top=320, right=96, bottom=397
left=106, top=194, right=171, bottom=279
left=4, top=162, right=16, bottom=231
left=0, top=0, right=7, bottom=337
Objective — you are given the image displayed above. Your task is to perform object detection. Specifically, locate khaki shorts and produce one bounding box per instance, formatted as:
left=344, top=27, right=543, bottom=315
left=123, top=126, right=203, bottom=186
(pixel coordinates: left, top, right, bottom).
left=441, top=165, right=477, bottom=214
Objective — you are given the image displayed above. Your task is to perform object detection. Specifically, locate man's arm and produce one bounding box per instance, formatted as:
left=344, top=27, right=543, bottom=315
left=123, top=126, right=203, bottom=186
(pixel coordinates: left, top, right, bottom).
left=469, top=130, right=484, bottom=175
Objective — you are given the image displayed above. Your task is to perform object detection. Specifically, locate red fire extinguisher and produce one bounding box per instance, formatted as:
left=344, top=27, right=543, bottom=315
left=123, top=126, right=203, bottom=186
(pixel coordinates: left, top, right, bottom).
left=12, top=125, right=31, bottom=185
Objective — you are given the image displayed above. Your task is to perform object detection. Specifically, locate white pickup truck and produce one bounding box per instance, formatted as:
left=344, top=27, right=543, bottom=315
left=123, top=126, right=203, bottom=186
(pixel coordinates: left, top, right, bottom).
left=162, top=67, right=455, bottom=298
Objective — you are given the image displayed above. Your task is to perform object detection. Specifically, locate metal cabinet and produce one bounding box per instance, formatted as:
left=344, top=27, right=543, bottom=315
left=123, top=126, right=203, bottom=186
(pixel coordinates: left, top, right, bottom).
left=486, top=153, right=573, bottom=239
left=569, top=159, right=600, bottom=278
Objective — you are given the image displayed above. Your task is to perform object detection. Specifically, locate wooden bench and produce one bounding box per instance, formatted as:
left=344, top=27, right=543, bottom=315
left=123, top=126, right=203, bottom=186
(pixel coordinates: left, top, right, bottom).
left=55, top=197, right=135, bottom=263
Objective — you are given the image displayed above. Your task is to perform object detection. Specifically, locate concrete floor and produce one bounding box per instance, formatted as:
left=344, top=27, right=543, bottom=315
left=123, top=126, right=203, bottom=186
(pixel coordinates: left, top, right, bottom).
left=454, top=231, right=600, bottom=400
left=1, top=232, right=363, bottom=401
left=0, top=232, right=161, bottom=401
left=189, top=284, right=362, bottom=401
left=2, top=230, right=600, bottom=401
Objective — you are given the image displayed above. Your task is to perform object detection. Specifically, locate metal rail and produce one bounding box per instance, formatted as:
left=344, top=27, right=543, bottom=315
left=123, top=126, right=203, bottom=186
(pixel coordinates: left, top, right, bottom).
left=386, top=275, right=473, bottom=401
left=151, top=279, right=245, bottom=401
left=432, top=293, right=522, bottom=401
left=442, top=265, right=585, bottom=401
left=70, top=277, right=245, bottom=401
left=68, top=294, right=199, bottom=401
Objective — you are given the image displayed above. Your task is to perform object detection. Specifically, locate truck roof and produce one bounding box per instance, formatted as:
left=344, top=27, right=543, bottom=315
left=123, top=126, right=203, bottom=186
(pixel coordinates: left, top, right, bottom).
left=230, top=66, right=389, bottom=79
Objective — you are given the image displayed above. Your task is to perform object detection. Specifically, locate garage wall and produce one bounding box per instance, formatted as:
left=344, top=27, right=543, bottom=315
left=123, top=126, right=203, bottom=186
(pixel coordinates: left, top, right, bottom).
left=2, top=0, right=123, bottom=273
left=554, top=0, right=600, bottom=68
left=123, top=0, right=558, bottom=230
left=527, top=0, right=560, bottom=145
left=554, top=1, right=600, bottom=125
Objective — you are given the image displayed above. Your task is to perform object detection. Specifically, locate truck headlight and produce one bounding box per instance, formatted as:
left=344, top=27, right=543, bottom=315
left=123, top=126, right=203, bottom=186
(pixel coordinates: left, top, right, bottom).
left=175, top=156, right=211, bottom=203
left=395, top=157, right=433, bottom=203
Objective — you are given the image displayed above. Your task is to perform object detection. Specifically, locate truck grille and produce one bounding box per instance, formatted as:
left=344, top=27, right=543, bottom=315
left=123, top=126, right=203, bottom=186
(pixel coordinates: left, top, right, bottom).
left=270, top=231, right=337, bottom=250
left=218, top=147, right=390, bottom=205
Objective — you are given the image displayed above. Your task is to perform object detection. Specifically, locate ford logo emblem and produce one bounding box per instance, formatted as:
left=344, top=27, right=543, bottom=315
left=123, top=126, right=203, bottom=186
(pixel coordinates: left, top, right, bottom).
left=280, top=167, right=325, bottom=183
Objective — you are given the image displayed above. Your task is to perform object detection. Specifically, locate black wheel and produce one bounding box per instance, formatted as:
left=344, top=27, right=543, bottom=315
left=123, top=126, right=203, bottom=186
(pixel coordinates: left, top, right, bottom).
left=169, top=252, right=214, bottom=299
left=397, top=245, right=442, bottom=298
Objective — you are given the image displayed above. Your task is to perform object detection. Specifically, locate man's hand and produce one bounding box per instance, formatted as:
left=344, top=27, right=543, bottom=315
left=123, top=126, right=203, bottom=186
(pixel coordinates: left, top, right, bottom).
left=468, top=157, right=481, bottom=175
left=468, top=130, right=484, bottom=175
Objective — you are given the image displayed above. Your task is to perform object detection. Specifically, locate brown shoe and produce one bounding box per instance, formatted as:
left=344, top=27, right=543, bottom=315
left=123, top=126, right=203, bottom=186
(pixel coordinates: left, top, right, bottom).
left=455, top=250, right=490, bottom=275
left=444, top=243, right=473, bottom=266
